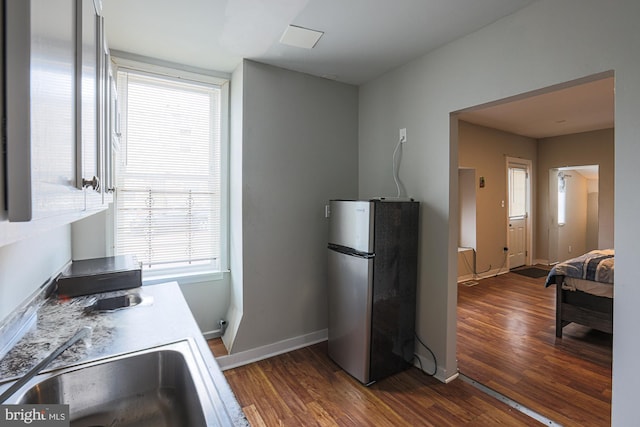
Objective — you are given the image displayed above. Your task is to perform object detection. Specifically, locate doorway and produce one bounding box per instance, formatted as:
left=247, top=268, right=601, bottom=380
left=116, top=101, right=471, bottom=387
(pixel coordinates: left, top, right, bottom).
left=548, top=165, right=599, bottom=264
left=453, top=72, right=615, bottom=422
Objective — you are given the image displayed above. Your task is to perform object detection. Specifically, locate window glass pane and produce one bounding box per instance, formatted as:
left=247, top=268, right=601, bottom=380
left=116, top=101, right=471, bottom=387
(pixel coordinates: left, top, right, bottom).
left=509, top=167, right=527, bottom=218
left=115, top=70, right=221, bottom=271
left=558, top=173, right=567, bottom=225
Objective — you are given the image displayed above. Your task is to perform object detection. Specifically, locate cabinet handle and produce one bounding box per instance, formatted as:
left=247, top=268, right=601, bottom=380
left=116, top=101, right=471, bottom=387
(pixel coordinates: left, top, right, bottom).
left=82, top=176, right=100, bottom=191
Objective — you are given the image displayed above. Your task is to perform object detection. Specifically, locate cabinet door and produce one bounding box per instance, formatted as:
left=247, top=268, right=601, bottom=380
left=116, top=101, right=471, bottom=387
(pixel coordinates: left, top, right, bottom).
left=0, top=1, right=4, bottom=215
left=5, top=0, right=84, bottom=221
left=99, top=14, right=115, bottom=205
left=103, top=55, right=118, bottom=199
left=76, top=0, right=101, bottom=197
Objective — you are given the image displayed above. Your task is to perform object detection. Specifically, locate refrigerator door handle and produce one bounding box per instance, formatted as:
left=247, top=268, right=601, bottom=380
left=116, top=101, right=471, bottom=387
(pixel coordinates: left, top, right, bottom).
left=328, top=243, right=374, bottom=259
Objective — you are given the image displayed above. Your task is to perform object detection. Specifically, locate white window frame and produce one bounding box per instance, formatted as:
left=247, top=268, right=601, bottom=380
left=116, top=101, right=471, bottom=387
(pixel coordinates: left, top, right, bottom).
left=110, top=57, right=229, bottom=284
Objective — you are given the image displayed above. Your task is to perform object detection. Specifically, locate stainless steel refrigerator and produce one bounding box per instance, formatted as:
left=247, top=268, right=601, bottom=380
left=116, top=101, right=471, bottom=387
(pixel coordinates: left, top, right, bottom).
left=327, top=199, right=419, bottom=385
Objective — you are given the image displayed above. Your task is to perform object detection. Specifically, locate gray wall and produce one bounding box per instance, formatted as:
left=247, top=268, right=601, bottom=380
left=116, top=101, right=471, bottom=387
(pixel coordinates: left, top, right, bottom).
left=586, top=183, right=599, bottom=251
left=0, top=226, right=71, bottom=322
left=357, top=0, right=639, bottom=422
left=458, top=121, right=537, bottom=275
left=228, top=60, right=359, bottom=353
left=458, top=168, right=476, bottom=250
left=458, top=124, right=613, bottom=268
left=557, top=170, right=589, bottom=261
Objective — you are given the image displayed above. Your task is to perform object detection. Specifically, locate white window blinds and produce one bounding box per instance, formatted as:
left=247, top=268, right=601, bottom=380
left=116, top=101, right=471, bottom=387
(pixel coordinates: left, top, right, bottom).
left=115, top=70, right=221, bottom=272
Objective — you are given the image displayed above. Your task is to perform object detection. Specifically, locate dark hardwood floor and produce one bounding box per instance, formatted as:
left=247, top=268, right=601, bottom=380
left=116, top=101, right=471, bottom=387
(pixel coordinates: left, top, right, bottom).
left=221, top=341, right=537, bottom=426
left=458, top=269, right=612, bottom=426
left=208, top=336, right=228, bottom=357
left=208, top=268, right=612, bottom=426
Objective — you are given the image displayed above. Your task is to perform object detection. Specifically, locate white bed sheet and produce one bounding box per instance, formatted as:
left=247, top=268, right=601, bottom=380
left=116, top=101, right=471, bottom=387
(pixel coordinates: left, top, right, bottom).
left=562, top=277, right=613, bottom=298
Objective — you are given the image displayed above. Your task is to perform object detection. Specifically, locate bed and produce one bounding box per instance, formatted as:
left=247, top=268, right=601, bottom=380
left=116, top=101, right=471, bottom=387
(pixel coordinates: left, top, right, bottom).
left=544, top=249, right=614, bottom=338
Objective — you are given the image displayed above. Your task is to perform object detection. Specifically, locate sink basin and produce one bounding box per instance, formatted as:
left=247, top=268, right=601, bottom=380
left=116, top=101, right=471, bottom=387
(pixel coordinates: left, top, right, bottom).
left=8, top=341, right=223, bottom=426
left=85, top=293, right=145, bottom=312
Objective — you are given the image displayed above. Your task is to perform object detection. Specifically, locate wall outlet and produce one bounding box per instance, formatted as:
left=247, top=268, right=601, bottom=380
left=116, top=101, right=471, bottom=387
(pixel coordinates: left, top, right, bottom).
left=399, top=128, right=407, bottom=143
left=324, top=205, right=331, bottom=218
left=218, top=319, right=228, bottom=335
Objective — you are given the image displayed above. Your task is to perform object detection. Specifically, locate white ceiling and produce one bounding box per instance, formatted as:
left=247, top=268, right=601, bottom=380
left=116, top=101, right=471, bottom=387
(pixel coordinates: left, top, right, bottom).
left=102, top=0, right=613, bottom=139
left=102, top=0, right=538, bottom=85
left=456, top=75, right=615, bottom=139
left=562, top=165, right=599, bottom=181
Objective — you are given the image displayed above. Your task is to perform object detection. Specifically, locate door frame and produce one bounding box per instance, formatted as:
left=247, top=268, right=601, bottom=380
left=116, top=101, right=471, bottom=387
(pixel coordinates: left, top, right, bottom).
left=505, top=157, right=533, bottom=269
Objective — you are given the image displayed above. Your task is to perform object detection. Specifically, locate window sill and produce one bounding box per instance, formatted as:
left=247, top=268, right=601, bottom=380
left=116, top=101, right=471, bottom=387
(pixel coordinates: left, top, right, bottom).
left=142, top=269, right=229, bottom=286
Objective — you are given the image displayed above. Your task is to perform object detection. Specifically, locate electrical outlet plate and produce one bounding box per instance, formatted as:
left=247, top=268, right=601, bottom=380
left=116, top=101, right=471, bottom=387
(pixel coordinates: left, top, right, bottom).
left=399, top=128, right=407, bottom=143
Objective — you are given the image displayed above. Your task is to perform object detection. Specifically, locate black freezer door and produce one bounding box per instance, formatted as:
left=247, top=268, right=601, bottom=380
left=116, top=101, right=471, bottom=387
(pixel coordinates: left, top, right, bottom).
left=369, top=201, right=419, bottom=382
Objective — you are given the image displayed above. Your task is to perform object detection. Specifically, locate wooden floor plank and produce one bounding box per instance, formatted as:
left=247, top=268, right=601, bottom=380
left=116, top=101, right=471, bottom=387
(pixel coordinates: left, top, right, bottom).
left=241, top=404, right=268, bottom=427
left=208, top=337, right=228, bottom=357
left=208, top=269, right=611, bottom=426
left=219, top=342, right=540, bottom=425
left=457, top=270, right=612, bottom=426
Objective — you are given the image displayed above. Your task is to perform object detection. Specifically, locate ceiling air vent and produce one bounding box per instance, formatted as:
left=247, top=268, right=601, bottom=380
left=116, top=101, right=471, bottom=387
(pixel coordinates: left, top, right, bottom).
left=279, top=25, right=323, bottom=49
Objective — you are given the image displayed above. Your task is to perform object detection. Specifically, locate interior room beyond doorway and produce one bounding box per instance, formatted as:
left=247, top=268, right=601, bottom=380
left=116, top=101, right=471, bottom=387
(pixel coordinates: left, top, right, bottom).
left=453, top=72, right=614, bottom=424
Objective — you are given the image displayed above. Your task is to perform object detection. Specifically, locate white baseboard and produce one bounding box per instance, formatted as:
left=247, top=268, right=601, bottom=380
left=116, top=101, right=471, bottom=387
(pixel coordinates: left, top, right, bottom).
left=216, top=329, right=328, bottom=371
left=475, top=267, right=509, bottom=280
left=457, top=274, right=475, bottom=283
left=413, top=350, right=456, bottom=383
left=215, top=329, right=457, bottom=385
left=443, top=371, right=460, bottom=383
left=203, top=328, right=223, bottom=340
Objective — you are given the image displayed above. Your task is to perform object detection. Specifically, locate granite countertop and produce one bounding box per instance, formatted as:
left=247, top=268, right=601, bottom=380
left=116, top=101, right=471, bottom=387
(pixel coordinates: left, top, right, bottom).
left=0, top=281, right=248, bottom=426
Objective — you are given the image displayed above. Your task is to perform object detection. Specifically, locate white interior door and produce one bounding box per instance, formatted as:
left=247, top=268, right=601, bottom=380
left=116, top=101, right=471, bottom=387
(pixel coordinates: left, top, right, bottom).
left=507, top=160, right=531, bottom=269
left=509, top=218, right=526, bottom=268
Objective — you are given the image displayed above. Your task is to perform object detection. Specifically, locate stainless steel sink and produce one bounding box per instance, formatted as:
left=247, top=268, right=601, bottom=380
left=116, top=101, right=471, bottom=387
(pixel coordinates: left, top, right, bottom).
left=4, top=340, right=225, bottom=426
left=85, top=293, right=146, bottom=312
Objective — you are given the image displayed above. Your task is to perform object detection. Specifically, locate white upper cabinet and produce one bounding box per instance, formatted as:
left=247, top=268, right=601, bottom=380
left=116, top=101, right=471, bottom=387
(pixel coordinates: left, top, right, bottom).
left=4, top=0, right=83, bottom=222
left=1, top=0, right=115, bottom=245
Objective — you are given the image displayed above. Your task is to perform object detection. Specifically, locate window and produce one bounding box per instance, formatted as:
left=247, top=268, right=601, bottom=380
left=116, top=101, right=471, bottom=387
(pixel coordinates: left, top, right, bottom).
left=558, top=172, right=567, bottom=226
left=114, top=65, right=226, bottom=277
left=508, top=166, right=527, bottom=218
